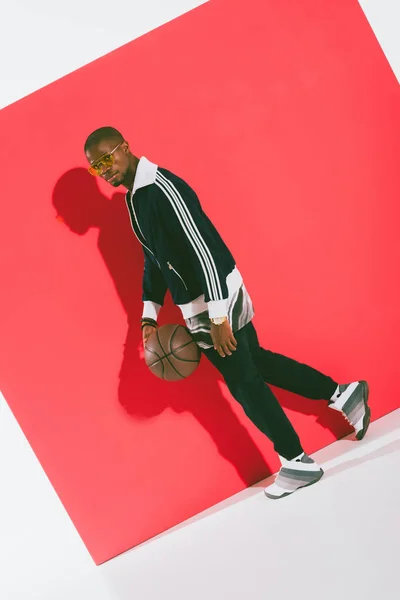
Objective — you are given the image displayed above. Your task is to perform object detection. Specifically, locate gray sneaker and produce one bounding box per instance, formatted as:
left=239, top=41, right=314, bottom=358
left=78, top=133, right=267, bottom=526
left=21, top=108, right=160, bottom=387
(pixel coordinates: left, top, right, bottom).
left=264, top=453, right=324, bottom=500
left=329, top=381, right=370, bottom=440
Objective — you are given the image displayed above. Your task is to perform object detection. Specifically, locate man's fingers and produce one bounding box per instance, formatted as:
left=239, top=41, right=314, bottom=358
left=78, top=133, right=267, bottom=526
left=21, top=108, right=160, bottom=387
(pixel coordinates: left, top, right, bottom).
left=215, top=344, right=226, bottom=358
left=143, top=325, right=157, bottom=346
left=227, top=339, right=237, bottom=352
left=222, top=343, right=233, bottom=356
left=214, top=341, right=237, bottom=357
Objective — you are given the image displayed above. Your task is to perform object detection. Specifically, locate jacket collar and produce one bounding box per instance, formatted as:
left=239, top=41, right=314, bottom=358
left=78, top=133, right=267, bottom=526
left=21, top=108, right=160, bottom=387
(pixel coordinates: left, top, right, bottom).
left=131, top=157, right=158, bottom=195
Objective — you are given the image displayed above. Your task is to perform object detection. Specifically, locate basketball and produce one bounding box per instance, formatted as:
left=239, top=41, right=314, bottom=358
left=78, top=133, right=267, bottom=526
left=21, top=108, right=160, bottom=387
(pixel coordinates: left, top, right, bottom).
left=144, top=324, right=201, bottom=381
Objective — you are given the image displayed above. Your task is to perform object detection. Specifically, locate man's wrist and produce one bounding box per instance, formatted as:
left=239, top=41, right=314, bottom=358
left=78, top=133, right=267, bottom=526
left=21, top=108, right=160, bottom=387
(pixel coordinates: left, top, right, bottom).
left=210, top=316, right=228, bottom=326
left=208, top=299, right=229, bottom=320
left=142, top=301, right=162, bottom=321
left=141, top=317, right=157, bottom=330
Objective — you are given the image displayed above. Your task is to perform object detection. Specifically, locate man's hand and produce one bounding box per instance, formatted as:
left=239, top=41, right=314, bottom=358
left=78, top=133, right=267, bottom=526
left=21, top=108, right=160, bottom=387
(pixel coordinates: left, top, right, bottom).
left=211, top=320, right=237, bottom=358
left=142, top=324, right=157, bottom=346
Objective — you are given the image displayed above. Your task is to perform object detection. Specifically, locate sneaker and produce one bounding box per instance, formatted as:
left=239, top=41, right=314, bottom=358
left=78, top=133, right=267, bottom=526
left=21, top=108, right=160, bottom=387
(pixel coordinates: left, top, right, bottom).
left=329, top=381, right=370, bottom=440
left=264, top=453, right=324, bottom=500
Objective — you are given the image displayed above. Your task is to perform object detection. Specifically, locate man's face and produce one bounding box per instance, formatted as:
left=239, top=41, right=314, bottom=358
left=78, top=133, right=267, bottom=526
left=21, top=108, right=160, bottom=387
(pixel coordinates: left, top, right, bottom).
left=85, top=138, right=130, bottom=187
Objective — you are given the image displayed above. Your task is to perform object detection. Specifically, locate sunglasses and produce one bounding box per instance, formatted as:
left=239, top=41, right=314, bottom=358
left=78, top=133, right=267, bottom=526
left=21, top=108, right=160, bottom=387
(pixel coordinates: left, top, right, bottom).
left=88, top=141, right=122, bottom=176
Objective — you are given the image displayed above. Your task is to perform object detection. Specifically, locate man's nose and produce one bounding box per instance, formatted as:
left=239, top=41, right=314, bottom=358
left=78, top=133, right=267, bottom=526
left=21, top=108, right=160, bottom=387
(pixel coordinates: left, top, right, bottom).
left=101, top=163, right=112, bottom=176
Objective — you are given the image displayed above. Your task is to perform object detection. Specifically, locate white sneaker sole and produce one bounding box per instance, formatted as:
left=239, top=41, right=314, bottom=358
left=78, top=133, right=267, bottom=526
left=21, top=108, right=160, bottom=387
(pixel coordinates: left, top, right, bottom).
left=264, top=468, right=324, bottom=500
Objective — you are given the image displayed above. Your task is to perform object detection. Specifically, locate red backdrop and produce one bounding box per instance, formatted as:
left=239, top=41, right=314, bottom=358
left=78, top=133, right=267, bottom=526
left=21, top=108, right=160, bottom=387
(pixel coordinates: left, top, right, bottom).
left=0, top=0, right=399, bottom=564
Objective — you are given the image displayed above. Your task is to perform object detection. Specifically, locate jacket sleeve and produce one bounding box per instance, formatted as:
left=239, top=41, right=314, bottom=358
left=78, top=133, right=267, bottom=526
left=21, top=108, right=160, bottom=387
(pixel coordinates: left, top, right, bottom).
left=142, top=247, right=167, bottom=321
left=153, top=171, right=229, bottom=319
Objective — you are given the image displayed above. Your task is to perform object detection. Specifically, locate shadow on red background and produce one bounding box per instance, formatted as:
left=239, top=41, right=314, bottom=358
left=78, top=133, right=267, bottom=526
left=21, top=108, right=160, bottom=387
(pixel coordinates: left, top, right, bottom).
left=52, top=167, right=350, bottom=484
left=52, top=168, right=274, bottom=485
left=0, top=0, right=398, bottom=564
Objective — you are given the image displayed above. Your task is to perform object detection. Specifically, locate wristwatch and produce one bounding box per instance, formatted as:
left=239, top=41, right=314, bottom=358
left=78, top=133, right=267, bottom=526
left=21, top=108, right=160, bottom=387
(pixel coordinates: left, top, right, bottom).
left=210, top=316, right=228, bottom=326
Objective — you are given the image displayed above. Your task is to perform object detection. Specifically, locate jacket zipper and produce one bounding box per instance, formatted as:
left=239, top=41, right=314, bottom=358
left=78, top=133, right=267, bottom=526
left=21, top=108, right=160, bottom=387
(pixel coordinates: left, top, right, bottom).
left=129, top=200, right=161, bottom=268
left=167, top=262, right=188, bottom=290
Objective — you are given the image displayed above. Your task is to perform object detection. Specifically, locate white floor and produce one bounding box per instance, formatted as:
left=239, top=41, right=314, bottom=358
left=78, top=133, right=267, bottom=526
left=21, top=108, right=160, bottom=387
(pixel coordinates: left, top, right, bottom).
left=1, top=1, right=399, bottom=599
left=1, top=398, right=399, bottom=600
left=103, top=410, right=400, bottom=600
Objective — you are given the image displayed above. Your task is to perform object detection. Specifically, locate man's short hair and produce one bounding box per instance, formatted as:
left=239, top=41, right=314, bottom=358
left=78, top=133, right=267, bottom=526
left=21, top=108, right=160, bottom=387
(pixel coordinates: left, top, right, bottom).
left=84, top=127, right=124, bottom=153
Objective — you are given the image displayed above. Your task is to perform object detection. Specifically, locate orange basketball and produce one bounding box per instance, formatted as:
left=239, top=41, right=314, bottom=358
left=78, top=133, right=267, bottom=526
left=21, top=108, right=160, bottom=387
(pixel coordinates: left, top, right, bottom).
left=144, top=324, right=201, bottom=381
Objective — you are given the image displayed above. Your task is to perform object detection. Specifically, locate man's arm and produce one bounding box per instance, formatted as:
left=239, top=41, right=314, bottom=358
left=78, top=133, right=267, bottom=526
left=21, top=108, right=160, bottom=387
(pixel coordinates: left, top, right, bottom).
left=142, top=248, right=167, bottom=321
left=154, top=171, right=229, bottom=319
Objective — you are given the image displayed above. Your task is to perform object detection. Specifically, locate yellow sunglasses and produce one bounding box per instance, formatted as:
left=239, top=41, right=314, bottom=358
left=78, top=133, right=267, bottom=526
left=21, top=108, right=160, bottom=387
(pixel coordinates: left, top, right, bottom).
left=88, top=141, right=122, bottom=176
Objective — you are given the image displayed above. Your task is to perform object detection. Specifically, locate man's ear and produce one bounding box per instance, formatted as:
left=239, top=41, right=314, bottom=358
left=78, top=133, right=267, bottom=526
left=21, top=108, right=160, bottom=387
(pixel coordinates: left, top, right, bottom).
left=122, top=140, right=129, bottom=154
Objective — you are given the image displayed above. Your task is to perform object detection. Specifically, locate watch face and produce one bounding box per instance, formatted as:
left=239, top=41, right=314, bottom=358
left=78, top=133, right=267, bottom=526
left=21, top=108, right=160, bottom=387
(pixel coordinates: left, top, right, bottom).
left=213, top=317, right=226, bottom=325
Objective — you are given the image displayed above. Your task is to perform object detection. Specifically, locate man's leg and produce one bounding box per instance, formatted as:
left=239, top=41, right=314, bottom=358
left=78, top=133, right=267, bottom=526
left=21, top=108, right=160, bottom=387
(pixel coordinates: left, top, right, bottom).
left=202, top=325, right=303, bottom=460
left=246, top=321, right=370, bottom=439
left=245, top=321, right=338, bottom=399
left=202, top=325, right=324, bottom=498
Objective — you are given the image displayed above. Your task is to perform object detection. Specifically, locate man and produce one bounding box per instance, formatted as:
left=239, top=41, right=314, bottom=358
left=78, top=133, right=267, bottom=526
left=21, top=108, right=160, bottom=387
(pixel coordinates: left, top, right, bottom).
left=84, top=126, right=370, bottom=500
